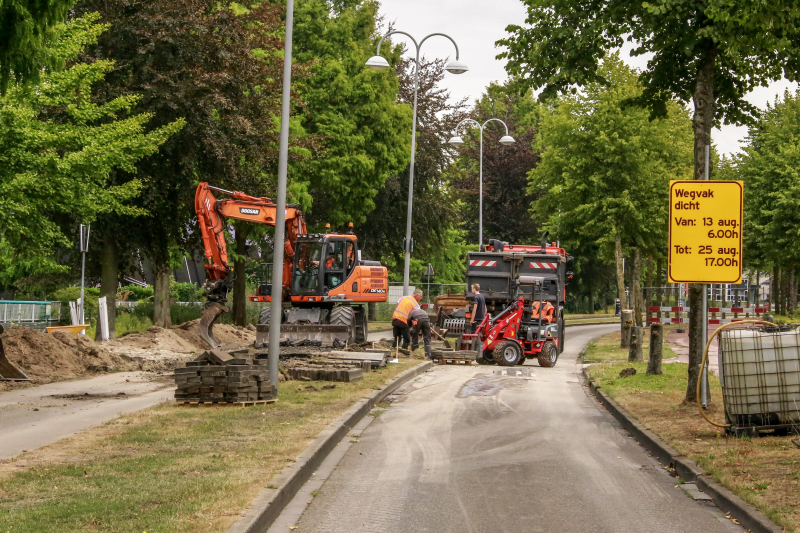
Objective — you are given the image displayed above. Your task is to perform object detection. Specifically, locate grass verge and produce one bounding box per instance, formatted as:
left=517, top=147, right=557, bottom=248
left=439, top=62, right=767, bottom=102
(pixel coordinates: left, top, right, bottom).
left=584, top=333, right=800, bottom=532
left=367, top=321, right=392, bottom=332
left=580, top=329, right=679, bottom=363
left=0, top=359, right=422, bottom=533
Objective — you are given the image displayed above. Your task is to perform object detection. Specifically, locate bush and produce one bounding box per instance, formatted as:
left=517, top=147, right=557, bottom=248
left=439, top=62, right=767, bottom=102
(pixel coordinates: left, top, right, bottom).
left=170, top=281, right=203, bottom=303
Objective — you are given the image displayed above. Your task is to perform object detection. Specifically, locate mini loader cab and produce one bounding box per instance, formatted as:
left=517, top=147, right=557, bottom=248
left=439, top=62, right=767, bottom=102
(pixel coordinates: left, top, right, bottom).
left=194, top=183, right=388, bottom=348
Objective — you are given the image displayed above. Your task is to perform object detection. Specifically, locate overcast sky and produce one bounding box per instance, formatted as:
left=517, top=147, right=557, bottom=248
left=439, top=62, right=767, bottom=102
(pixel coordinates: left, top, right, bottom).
left=378, top=0, right=798, bottom=155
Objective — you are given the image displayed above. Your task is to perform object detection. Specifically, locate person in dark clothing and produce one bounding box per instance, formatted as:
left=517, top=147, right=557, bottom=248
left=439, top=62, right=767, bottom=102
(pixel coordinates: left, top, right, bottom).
left=409, top=307, right=432, bottom=359
left=469, top=283, right=486, bottom=334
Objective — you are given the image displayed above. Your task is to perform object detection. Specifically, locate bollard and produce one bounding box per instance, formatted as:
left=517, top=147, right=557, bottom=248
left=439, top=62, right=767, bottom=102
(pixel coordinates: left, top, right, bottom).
left=647, top=323, right=663, bottom=375
left=620, top=309, right=633, bottom=348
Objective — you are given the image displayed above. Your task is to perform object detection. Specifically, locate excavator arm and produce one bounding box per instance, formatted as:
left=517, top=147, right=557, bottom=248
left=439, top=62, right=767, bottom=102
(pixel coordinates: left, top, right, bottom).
left=194, top=182, right=307, bottom=347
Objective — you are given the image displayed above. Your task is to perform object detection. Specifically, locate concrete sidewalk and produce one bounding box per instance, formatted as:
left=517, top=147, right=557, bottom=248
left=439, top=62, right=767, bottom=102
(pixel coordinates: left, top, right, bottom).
left=0, top=371, right=173, bottom=459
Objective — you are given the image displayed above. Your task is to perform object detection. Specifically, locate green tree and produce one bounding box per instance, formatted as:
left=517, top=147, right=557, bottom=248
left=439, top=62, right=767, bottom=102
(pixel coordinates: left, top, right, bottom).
left=75, top=0, right=298, bottom=329
left=499, top=0, right=800, bottom=402
left=529, top=55, right=692, bottom=323
left=292, top=0, right=411, bottom=227
left=728, top=90, right=800, bottom=315
left=0, top=0, right=75, bottom=91
left=0, top=14, right=181, bottom=295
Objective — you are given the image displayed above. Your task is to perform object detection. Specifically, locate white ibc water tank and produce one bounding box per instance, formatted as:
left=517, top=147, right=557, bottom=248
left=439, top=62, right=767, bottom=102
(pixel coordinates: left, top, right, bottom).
left=720, top=328, right=800, bottom=426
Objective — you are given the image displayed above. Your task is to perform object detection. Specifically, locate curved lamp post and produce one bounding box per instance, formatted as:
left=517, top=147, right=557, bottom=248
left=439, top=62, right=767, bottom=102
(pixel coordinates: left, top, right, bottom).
left=448, top=118, right=515, bottom=249
left=366, top=31, right=468, bottom=296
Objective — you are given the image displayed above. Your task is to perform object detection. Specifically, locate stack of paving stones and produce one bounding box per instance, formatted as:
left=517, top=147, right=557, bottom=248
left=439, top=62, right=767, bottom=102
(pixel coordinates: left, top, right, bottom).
left=286, top=364, right=363, bottom=382
left=173, top=348, right=276, bottom=403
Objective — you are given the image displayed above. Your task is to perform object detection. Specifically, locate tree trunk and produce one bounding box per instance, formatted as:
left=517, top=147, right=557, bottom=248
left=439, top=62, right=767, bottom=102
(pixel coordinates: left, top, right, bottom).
left=368, top=302, right=377, bottom=322
left=628, top=326, right=643, bottom=362
left=232, top=222, right=250, bottom=327
left=780, top=266, right=789, bottom=316
left=647, top=323, right=663, bottom=375
left=95, top=232, right=119, bottom=341
left=615, top=231, right=627, bottom=309
left=773, top=265, right=781, bottom=315
left=587, top=284, right=595, bottom=315
left=789, top=268, right=797, bottom=316
left=687, top=43, right=717, bottom=404
left=621, top=309, right=633, bottom=349
left=153, top=265, right=172, bottom=328
left=631, top=248, right=643, bottom=327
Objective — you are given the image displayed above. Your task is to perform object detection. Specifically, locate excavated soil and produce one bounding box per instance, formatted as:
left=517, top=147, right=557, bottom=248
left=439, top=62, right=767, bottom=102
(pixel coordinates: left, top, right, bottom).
left=1, top=321, right=257, bottom=389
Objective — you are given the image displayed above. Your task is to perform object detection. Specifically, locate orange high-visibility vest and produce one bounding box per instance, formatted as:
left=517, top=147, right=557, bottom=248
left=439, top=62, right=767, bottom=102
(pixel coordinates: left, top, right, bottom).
left=531, top=301, right=554, bottom=321
left=392, top=295, right=419, bottom=323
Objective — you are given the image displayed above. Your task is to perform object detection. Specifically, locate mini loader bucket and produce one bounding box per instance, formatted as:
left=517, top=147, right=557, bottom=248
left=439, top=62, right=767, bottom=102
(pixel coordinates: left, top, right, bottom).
left=0, top=325, right=31, bottom=381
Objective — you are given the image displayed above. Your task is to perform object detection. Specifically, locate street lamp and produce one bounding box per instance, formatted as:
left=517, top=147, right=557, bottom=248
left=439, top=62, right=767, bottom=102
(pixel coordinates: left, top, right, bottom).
left=366, top=31, right=468, bottom=296
left=448, top=118, right=515, bottom=249
left=78, top=224, right=90, bottom=328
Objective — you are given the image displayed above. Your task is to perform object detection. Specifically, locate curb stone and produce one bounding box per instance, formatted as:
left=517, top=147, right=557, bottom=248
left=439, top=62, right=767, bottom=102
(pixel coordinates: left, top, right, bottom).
left=227, top=361, right=433, bottom=533
left=582, top=368, right=783, bottom=533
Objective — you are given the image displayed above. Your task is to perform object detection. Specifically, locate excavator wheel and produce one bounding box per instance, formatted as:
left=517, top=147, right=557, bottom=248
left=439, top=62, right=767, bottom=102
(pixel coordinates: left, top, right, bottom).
left=537, top=341, right=558, bottom=368
left=329, top=306, right=357, bottom=343
left=493, top=341, right=522, bottom=366
left=258, top=305, right=271, bottom=325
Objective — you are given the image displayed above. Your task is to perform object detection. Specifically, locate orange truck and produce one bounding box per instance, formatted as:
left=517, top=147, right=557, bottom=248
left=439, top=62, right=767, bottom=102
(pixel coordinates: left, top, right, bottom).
left=194, top=183, right=388, bottom=347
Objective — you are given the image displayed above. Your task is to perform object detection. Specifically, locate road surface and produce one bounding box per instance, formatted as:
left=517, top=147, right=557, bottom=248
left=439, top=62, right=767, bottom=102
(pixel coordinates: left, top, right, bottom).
left=0, top=371, right=173, bottom=459
left=276, top=324, right=742, bottom=533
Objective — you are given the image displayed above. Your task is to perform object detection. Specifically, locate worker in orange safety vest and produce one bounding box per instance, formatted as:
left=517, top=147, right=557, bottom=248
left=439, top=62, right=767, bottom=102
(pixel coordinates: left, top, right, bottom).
left=392, top=289, right=423, bottom=351
left=531, top=300, right=555, bottom=322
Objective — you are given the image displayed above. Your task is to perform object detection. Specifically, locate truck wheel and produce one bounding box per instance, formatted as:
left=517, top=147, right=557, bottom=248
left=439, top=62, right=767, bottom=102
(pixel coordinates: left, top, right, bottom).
left=330, top=306, right=357, bottom=343
left=494, top=341, right=522, bottom=366
left=558, top=311, right=565, bottom=354
left=258, top=306, right=271, bottom=325
left=537, top=341, right=558, bottom=368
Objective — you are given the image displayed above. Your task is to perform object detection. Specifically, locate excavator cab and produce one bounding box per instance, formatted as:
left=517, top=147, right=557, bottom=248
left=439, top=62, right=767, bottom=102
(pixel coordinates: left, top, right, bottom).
left=291, top=234, right=359, bottom=298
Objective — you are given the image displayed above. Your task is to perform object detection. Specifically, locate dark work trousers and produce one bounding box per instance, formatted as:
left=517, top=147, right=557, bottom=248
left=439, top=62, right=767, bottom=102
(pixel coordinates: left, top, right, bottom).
left=392, top=318, right=411, bottom=350
left=411, top=317, right=432, bottom=358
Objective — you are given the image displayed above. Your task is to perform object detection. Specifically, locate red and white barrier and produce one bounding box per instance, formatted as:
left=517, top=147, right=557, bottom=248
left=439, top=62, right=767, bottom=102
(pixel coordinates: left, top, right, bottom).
left=647, top=306, right=770, bottom=313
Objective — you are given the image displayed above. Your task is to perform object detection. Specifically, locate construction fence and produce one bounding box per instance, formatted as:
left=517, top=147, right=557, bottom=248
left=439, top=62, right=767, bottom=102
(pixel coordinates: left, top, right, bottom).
left=0, top=301, right=61, bottom=326
left=642, top=286, right=771, bottom=325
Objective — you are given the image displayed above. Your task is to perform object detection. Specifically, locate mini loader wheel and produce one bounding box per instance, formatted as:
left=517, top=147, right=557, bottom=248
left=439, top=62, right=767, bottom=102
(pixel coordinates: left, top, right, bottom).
left=494, top=341, right=523, bottom=366
left=537, top=341, right=558, bottom=368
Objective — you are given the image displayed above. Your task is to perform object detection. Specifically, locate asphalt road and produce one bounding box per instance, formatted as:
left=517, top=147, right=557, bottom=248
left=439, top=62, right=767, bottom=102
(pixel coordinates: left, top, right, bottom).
left=284, top=324, right=742, bottom=533
left=0, top=371, right=173, bottom=459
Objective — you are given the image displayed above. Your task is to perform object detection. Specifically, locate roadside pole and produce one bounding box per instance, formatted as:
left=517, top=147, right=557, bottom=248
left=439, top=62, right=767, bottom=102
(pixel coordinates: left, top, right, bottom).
left=701, top=145, right=709, bottom=408
left=79, top=224, right=91, bottom=329
left=267, top=0, right=295, bottom=389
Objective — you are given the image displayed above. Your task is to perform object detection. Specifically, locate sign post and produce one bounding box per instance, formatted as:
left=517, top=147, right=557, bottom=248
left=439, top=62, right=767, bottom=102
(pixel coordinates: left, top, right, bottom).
left=668, top=177, right=743, bottom=407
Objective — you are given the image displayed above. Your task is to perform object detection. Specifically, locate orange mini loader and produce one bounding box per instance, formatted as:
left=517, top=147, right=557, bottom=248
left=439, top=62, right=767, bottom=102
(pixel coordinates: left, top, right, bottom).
left=194, top=183, right=388, bottom=348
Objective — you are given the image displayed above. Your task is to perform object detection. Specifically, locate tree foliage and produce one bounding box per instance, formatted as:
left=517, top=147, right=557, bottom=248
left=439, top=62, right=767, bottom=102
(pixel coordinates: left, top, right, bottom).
left=292, top=0, right=411, bottom=227
left=0, top=0, right=75, bottom=91
left=729, top=90, right=800, bottom=272
left=0, top=14, right=181, bottom=291
left=451, top=82, right=542, bottom=246
left=356, top=57, right=468, bottom=283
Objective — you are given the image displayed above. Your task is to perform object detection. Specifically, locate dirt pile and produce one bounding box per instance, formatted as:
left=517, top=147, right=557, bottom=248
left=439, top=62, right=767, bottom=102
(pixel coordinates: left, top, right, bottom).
left=171, top=319, right=256, bottom=349
left=0, top=327, right=133, bottom=386
left=0, top=321, right=257, bottom=388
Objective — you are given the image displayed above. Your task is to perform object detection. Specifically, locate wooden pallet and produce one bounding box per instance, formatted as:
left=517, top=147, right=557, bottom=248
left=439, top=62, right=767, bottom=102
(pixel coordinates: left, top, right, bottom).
left=177, top=399, right=278, bottom=407
left=433, top=357, right=474, bottom=366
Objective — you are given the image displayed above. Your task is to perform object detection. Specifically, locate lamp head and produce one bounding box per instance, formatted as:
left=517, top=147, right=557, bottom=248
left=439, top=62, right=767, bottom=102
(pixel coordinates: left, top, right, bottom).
left=448, top=136, right=465, bottom=146
left=365, top=55, right=390, bottom=71
left=499, top=135, right=516, bottom=145
left=444, top=59, right=469, bottom=75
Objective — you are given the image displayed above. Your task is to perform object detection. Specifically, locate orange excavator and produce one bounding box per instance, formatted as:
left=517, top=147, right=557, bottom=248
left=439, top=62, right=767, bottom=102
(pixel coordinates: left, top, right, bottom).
left=194, top=182, right=389, bottom=348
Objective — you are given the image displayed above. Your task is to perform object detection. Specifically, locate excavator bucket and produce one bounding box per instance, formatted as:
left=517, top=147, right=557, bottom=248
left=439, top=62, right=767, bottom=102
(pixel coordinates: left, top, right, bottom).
left=198, top=303, right=229, bottom=349
left=0, top=325, right=31, bottom=381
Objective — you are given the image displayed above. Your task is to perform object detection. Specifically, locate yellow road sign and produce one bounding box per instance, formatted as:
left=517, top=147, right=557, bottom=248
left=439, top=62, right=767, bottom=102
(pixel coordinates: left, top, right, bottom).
left=668, top=180, right=743, bottom=284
